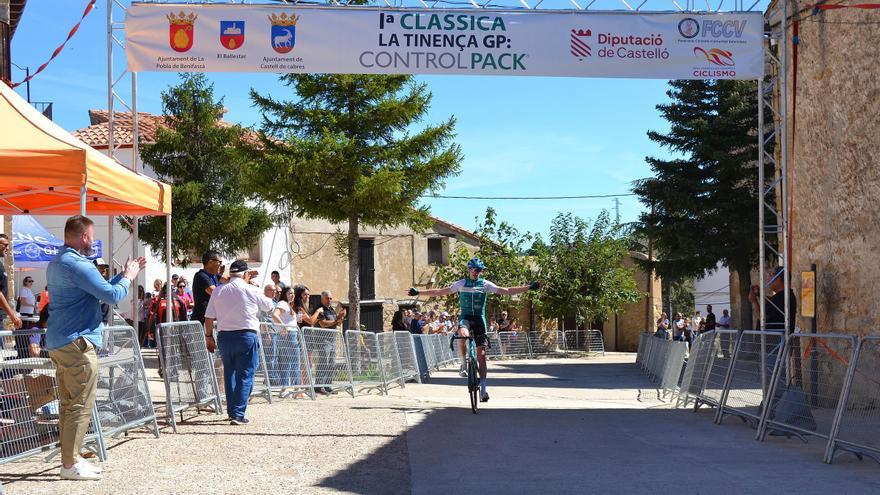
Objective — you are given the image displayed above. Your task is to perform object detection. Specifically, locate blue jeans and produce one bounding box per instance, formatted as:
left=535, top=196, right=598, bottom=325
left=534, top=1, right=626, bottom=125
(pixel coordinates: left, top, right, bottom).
left=269, top=330, right=301, bottom=387
left=217, top=330, right=259, bottom=420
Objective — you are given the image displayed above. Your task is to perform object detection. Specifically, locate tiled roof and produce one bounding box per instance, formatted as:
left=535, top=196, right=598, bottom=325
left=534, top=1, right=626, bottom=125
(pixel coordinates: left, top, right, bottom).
left=73, top=110, right=264, bottom=148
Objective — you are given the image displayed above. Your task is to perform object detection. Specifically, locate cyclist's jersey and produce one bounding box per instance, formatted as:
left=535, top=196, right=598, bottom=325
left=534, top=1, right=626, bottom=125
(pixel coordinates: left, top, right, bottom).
left=450, top=277, right=502, bottom=323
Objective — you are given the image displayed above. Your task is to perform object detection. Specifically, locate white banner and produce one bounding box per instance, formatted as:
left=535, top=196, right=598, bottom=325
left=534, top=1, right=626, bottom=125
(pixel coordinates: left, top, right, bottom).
left=125, top=4, right=764, bottom=80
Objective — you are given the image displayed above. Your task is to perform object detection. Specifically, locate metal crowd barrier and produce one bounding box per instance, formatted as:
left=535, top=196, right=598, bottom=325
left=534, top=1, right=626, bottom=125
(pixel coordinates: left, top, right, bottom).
left=412, top=334, right=437, bottom=372
left=635, top=332, right=651, bottom=366
left=300, top=327, right=354, bottom=397
left=483, top=333, right=503, bottom=360
left=659, top=341, right=689, bottom=399
left=156, top=322, right=222, bottom=432
left=757, top=333, right=857, bottom=445
left=561, top=330, right=606, bottom=355
left=393, top=331, right=421, bottom=383
left=715, top=330, right=785, bottom=428
left=260, top=323, right=314, bottom=400
left=676, top=331, right=715, bottom=409
left=497, top=331, right=532, bottom=358
left=377, top=332, right=406, bottom=391
left=697, top=330, right=738, bottom=410
left=0, top=329, right=107, bottom=465
left=346, top=330, right=385, bottom=396
left=827, top=335, right=880, bottom=464
left=96, top=325, right=160, bottom=439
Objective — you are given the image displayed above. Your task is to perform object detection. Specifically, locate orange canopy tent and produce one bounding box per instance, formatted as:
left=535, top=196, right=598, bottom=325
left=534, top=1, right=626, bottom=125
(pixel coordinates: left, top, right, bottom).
left=0, top=81, right=171, bottom=216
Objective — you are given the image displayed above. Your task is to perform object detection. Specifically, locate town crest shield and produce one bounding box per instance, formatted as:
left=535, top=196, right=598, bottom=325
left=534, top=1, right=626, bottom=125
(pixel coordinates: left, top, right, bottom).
left=220, top=21, right=245, bottom=50
left=269, top=13, right=299, bottom=54
left=167, top=11, right=197, bottom=53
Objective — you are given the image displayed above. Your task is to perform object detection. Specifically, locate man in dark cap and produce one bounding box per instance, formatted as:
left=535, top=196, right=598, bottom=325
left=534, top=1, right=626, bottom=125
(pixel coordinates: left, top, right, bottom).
left=204, top=260, right=274, bottom=425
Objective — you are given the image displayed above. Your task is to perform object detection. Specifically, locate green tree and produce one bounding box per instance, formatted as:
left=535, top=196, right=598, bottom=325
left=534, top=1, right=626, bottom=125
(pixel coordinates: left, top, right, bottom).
left=534, top=211, right=642, bottom=329
left=433, top=208, right=534, bottom=318
left=134, top=74, right=272, bottom=265
left=662, top=276, right=695, bottom=319
left=633, top=79, right=765, bottom=329
left=248, top=74, right=462, bottom=327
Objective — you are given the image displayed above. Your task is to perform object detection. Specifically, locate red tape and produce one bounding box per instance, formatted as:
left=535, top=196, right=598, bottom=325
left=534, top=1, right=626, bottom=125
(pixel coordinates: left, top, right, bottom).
left=11, top=0, right=97, bottom=89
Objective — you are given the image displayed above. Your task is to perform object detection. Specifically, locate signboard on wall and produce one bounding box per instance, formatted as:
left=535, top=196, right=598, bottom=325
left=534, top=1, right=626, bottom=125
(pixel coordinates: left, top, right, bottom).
left=801, top=270, right=816, bottom=318
left=125, top=4, right=764, bottom=79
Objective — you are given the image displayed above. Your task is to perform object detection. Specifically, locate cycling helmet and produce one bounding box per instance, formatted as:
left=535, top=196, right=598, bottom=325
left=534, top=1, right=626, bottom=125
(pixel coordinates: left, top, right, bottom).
left=467, top=257, right=486, bottom=271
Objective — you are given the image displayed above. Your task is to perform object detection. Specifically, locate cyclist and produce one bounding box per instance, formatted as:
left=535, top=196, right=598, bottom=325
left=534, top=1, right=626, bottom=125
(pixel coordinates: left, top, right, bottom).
left=408, top=257, right=539, bottom=403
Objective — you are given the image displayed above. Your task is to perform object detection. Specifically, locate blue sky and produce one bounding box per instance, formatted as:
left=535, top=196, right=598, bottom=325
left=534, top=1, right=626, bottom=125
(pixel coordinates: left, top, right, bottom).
left=9, top=0, right=757, bottom=239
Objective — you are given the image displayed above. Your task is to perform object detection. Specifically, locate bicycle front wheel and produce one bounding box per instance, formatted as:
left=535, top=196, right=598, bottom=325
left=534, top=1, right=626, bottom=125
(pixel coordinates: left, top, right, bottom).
left=468, top=359, right=479, bottom=414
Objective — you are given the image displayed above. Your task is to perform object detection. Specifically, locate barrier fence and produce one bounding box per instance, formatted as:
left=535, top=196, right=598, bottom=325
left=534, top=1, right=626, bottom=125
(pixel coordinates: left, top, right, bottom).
left=637, top=329, right=880, bottom=465
left=377, top=332, right=406, bottom=391
left=260, top=323, right=314, bottom=400
left=0, top=327, right=154, bottom=466
left=156, top=322, right=222, bottom=432
left=95, top=325, right=159, bottom=439
left=394, top=331, right=421, bottom=383
left=346, top=330, right=385, bottom=396
left=300, top=327, right=354, bottom=397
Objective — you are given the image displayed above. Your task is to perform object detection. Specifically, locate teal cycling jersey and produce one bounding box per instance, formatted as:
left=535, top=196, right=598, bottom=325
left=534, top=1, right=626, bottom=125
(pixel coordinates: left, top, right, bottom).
left=450, top=277, right=501, bottom=320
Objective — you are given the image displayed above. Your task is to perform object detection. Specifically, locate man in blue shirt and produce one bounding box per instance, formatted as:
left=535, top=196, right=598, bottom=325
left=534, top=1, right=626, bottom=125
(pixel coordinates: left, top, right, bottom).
left=46, top=216, right=145, bottom=480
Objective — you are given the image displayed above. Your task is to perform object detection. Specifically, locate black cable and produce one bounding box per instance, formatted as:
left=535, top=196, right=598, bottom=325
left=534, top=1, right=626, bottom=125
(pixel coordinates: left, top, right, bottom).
left=424, top=193, right=636, bottom=200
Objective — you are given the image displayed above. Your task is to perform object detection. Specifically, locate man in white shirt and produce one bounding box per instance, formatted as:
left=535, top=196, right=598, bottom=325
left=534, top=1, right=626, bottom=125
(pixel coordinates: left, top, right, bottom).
left=204, top=260, right=274, bottom=425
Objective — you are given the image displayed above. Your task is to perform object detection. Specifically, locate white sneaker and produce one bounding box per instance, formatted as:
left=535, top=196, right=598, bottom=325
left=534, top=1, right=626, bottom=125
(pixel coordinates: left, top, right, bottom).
left=76, top=459, right=102, bottom=474
left=60, top=463, right=103, bottom=480
left=459, top=367, right=468, bottom=377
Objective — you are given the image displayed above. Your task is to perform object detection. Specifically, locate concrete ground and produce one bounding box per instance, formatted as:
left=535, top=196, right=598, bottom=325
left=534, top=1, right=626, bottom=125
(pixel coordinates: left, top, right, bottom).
left=2, top=353, right=879, bottom=494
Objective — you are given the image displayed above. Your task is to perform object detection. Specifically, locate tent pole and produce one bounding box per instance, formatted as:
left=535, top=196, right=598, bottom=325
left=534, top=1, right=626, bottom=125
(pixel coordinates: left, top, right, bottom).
left=131, top=71, right=140, bottom=324
left=80, top=186, right=86, bottom=216
left=165, top=214, right=172, bottom=323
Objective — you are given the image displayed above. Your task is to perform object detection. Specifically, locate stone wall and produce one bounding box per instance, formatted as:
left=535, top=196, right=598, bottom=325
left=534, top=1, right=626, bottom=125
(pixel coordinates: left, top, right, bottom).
left=779, top=5, right=880, bottom=335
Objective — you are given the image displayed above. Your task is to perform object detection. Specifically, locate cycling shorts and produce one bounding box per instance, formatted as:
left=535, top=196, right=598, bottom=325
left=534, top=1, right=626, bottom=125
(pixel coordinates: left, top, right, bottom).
left=459, top=316, right=489, bottom=347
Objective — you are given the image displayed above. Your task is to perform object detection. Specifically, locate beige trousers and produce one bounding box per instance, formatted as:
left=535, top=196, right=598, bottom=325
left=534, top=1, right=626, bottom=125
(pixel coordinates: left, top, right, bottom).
left=48, top=338, right=98, bottom=466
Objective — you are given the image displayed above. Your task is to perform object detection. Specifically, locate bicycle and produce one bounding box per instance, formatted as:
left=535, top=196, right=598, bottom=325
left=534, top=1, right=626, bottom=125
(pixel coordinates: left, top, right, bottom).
left=451, top=333, right=480, bottom=413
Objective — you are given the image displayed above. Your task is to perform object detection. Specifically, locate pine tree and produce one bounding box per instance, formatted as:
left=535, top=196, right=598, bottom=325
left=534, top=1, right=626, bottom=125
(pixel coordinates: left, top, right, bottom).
left=248, top=74, right=462, bottom=328
left=135, top=74, right=272, bottom=265
left=633, top=79, right=765, bottom=328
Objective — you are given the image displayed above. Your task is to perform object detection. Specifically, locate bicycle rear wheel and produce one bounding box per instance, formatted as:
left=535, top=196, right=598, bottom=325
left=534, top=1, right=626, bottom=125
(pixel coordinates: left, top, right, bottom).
left=468, top=358, right=479, bottom=414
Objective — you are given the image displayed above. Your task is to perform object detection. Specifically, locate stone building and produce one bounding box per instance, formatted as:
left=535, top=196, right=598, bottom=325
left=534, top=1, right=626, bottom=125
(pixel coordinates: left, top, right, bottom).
left=771, top=3, right=880, bottom=334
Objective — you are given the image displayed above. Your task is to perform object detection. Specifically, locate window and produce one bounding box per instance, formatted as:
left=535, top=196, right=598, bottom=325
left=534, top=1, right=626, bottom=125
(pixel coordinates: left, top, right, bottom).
left=428, top=237, right=447, bottom=266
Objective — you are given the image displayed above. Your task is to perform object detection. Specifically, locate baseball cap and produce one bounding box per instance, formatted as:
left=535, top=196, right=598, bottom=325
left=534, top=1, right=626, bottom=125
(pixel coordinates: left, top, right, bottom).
left=93, top=258, right=108, bottom=267
left=229, top=259, right=249, bottom=274
left=441, top=311, right=449, bottom=317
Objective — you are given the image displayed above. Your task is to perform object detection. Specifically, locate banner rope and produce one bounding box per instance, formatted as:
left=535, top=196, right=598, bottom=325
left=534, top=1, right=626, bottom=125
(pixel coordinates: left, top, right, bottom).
left=10, top=0, right=97, bottom=89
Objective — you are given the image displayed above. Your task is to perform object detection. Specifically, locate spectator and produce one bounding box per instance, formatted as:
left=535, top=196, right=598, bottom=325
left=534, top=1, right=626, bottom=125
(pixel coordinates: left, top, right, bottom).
left=191, top=251, right=222, bottom=325
left=17, top=276, right=37, bottom=317
left=205, top=260, right=274, bottom=425
left=718, top=309, right=733, bottom=358
left=46, top=215, right=144, bottom=480
left=391, top=309, right=407, bottom=331
left=292, top=285, right=320, bottom=328
left=496, top=310, right=511, bottom=332
left=176, top=280, right=194, bottom=310
left=147, top=284, right=188, bottom=346
left=655, top=314, right=669, bottom=340
left=750, top=267, right=797, bottom=332
left=152, top=278, right=162, bottom=294
left=510, top=318, right=521, bottom=332
left=403, top=309, right=413, bottom=329
left=409, top=310, right=426, bottom=334
left=137, top=286, right=149, bottom=347
left=37, top=284, right=50, bottom=313
left=704, top=305, right=716, bottom=332
left=313, top=290, right=346, bottom=394
left=718, top=309, right=732, bottom=330
left=673, top=313, right=686, bottom=341
left=270, top=286, right=303, bottom=395
left=261, top=285, right=279, bottom=321
left=16, top=304, right=49, bottom=359
left=0, top=234, right=23, bottom=331
left=748, top=284, right=761, bottom=328
left=271, top=270, right=287, bottom=290
left=691, top=310, right=703, bottom=335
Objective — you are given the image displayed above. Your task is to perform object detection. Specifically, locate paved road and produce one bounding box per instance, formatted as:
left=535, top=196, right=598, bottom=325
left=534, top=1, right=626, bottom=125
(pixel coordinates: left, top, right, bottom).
left=395, top=354, right=880, bottom=495
left=3, top=353, right=879, bottom=494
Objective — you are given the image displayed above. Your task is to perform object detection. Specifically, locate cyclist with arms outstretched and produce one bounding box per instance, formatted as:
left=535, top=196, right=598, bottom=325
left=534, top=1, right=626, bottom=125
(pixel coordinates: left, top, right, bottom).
left=408, top=257, right=539, bottom=403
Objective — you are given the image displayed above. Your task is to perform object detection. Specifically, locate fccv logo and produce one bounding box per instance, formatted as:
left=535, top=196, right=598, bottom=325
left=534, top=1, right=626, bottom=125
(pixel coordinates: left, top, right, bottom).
left=679, top=18, right=747, bottom=39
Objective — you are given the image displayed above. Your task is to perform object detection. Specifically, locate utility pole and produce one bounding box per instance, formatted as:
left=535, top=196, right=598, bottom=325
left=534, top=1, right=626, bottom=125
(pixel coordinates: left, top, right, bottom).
left=1, top=0, right=11, bottom=85
left=613, top=197, right=621, bottom=224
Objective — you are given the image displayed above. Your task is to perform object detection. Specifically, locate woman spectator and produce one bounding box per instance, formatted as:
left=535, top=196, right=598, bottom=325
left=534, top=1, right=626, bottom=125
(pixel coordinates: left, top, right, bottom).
left=293, top=284, right=321, bottom=328
left=15, top=304, right=49, bottom=359
left=270, top=286, right=304, bottom=396
left=391, top=309, right=408, bottom=331
left=176, top=280, right=194, bottom=310
left=37, top=285, right=50, bottom=313
left=17, top=276, right=36, bottom=317
left=137, top=286, right=150, bottom=347
left=655, top=313, right=669, bottom=340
